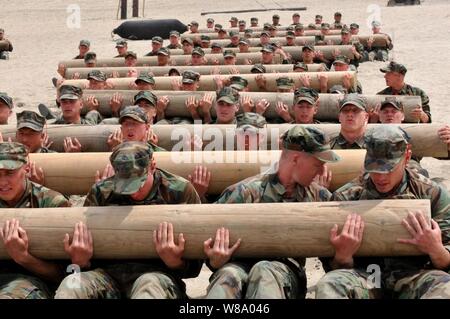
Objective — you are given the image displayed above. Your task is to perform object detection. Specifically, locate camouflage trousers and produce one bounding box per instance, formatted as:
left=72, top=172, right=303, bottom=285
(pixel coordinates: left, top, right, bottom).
left=0, top=51, right=9, bottom=60
left=315, top=268, right=450, bottom=299
left=368, top=49, right=389, bottom=62
left=0, top=274, right=52, bottom=299
left=54, top=268, right=185, bottom=299
left=205, top=261, right=305, bottom=299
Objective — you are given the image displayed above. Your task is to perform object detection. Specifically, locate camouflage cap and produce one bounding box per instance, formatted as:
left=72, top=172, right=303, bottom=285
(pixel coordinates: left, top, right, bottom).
left=334, top=22, right=343, bottom=29
left=151, top=36, right=163, bottom=44
left=335, top=11, right=342, bottom=16
left=84, top=51, right=97, bottom=63
left=223, top=50, right=236, bottom=58
left=329, top=84, right=348, bottom=94
left=260, top=31, right=271, bottom=37
left=238, top=38, right=250, bottom=45
left=341, top=26, right=351, bottom=34
left=214, top=24, right=223, bottom=30
left=135, top=73, right=155, bottom=85
left=229, top=17, right=238, bottom=22
left=339, top=93, right=368, bottom=112
left=307, top=23, right=317, bottom=30
left=321, top=23, right=331, bottom=30
left=238, top=20, right=246, bottom=26
left=302, top=44, right=315, bottom=52
left=260, top=45, right=275, bottom=53
left=119, top=105, right=149, bottom=124
left=294, top=87, right=319, bottom=105
left=273, top=14, right=280, bottom=19
left=134, top=91, right=157, bottom=106
left=87, top=69, right=107, bottom=82
left=280, top=126, right=340, bottom=163
left=295, top=23, right=304, bottom=30
left=236, top=112, right=267, bottom=132
left=115, top=39, right=128, bottom=48
left=211, top=42, right=222, bottom=49
left=333, top=55, right=350, bottom=65
left=250, top=17, right=258, bottom=22
left=169, top=30, right=180, bottom=37
left=125, top=51, right=137, bottom=59
left=251, top=63, right=266, bottom=73
left=207, top=18, right=214, bottom=23
left=286, top=31, right=296, bottom=38
left=16, top=110, right=46, bottom=132
left=293, top=12, right=300, bottom=17
left=315, top=15, right=323, bottom=19
left=188, top=21, right=199, bottom=27
left=59, top=85, right=83, bottom=100
left=276, top=77, right=295, bottom=90
left=168, top=68, right=181, bottom=76
left=364, top=126, right=410, bottom=174
left=181, top=37, right=193, bottom=45
left=79, top=39, right=91, bottom=47
left=200, top=35, right=211, bottom=42
left=182, top=70, right=200, bottom=84
left=192, top=47, right=205, bottom=57
left=380, top=97, right=404, bottom=111
left=350, top=23, right=359, bottom=29
left=216, top=86, right=239, bottom=104
left=371, top=20, right=381, bottom=28
left=218, top=28, right=227, bottom=34
left=380, top=61, right=407, bottom=75
left=0, top=142, right=29, bottom=170
left=156, top=47, right=170, bottom=56
left=110, top=141, right=153, bottom=195
left=0, top=92, right=13, bottom=109
left=229, top=76, right=248, bottom=90
left=293, top=62, right=308, bottom=71
left=244, top=29, right=253, bottom=35
left=286, top=26, right=294, bottom=31
left=229, top=31, right=239, bottom=38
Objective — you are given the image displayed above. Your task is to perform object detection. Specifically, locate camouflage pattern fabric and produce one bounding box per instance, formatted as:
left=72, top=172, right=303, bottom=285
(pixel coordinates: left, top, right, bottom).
left=0, top=274, right=52, bottom=299
left=377, top=84, right=431, bottom=122
left=53, top=110, right=102, bottom=125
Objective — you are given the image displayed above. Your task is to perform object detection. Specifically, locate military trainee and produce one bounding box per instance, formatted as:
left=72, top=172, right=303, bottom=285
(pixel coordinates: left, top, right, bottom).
left=316, top=126, right=450, bottom=299
left=55, top=141, right=202, bottom=299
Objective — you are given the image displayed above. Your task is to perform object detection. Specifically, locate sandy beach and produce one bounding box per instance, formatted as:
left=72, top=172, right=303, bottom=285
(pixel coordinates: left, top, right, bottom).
left=1, top=0, right=449, bottom=298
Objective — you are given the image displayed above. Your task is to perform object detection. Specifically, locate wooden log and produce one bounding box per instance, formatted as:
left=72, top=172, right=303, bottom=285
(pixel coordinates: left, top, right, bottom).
left=25, top=150, right=365, bottom=195
left=75, top=90, right=421, bottom=123
left=208, top=34, right=388, bottom=48
left=195, top=25, right=338, bottom=33
left=65, top=63, right=326, bottom=79
left=2, top=123, right=442, bottom=157
left=62, top=71, right=357, bottom=92
left=58, top=45, right=354, bottom=68
left=0, top=199, right=430, bottom=259
left=182, top=29, right=342, bottom=40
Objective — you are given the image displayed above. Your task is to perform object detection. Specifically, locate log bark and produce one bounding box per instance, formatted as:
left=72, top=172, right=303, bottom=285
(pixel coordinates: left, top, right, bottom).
left=0, top=199, right=430, bottom=259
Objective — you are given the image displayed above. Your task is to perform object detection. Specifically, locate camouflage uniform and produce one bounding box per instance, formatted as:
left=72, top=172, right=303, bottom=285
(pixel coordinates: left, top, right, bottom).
left=211, top=87, right=239, bottom=125
left=332, top=55, right=363, bottom=93
left=16, top=111, right=56, bottom=153
left=166, top=31, right=182, bottom=50
left=207, top=126, right=341, bottom=299
left=316, top=126, right=450, bottom=299
left=0, top=143, right=69, bottom=299
left=377, top=62, right=431, bottom=122
left=337, top=27, right=365, bottom=68
left=55, top=142, right=202, bottom=299
left=54, top=85, right=101, bottom=125
left=73, top=40, right=90, bottom=60
left=145, top=37, right=163, bottom=56
left=366, top=21, right=393, bottom=61
left=0, top=34, right=13, bottom=60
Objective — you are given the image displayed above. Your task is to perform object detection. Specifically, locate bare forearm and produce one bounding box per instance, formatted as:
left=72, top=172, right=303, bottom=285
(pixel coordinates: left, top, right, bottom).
left=17, top=254, right=64, bottom=283
left=429, top=246, right=450, bottom=270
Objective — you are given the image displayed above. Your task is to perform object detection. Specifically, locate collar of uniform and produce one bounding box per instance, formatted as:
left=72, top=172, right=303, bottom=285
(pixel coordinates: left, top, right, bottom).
left=336, top=133, right=365, bottom=148
left=262, top=169, right=306, bottom=201
left=0, top=179, right=32, bottom=208
left=364, top=171, right=408, bottom=199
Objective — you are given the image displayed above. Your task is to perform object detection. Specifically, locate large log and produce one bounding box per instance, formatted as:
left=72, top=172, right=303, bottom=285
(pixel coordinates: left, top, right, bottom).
left=195, top=25, right=338, bottom=33
left=58, top=45, right=354, bottom=68
left=182, top=29, right=342, bottom=40
left=62, top=71, right=357, bottom=92
left=75, top=90, right=421, bottom=123
left=208, top=34, right=388, bottom=48
left=26, top=150, right=365, bottom=195
left=65, top=63, right=325, bottom=79
left=0, top=199, right=430, bottom=259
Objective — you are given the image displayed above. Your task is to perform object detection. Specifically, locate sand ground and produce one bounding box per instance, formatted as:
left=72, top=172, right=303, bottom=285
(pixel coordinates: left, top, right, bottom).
left=1, top=0, right=449, bottom=298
